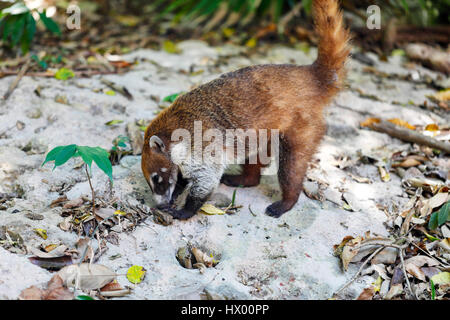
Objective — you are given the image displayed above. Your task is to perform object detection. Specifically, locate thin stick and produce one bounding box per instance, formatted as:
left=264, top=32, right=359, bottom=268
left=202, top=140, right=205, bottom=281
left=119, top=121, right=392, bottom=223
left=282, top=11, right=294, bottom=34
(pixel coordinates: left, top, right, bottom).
left=398, top=245, right=417, bottom=300
left=369, top=120, right=450, bottom=154
left=2, top=55, right=31, bottom=102
left=85, top=164, right=96, bottom=215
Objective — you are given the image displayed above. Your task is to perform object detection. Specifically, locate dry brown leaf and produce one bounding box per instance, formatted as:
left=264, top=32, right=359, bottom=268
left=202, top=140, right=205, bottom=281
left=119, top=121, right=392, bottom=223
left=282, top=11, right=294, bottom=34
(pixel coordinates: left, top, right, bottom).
left=30, top=245, right=67, bottom=258
left=405, top=255, right=439, bottom=281
left=100, top=281, right=130, bottom=297
left=392, top=158, right=421, bottom=168
left=425, top=123, right=439, bottom=131
left=19, top=286, right=44, bottom=300
left=360, top=117, right=381, bottom=127
left=341, top=236, right=363, bottom=271
left=63, top=197, right=84, bottom=209
left=199, top=204, right=225, bottom=215
left=385, top=283, right=403, bottom=300
left=434, top=89, right=450, bottom=102
left=191, top=248, right=215, bottom=268
left=357, top=287, right=375, bottom=300
left=378, top=166, right=391, bottom=182
left=58, top=263, right=117, bottom=290
left=387, top=118, right=416, bottom=130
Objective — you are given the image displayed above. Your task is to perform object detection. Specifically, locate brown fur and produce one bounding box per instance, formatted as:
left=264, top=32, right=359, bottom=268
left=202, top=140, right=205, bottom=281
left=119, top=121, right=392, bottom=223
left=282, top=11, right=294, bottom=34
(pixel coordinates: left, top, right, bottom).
left=142, top=0, right=351, bottom=219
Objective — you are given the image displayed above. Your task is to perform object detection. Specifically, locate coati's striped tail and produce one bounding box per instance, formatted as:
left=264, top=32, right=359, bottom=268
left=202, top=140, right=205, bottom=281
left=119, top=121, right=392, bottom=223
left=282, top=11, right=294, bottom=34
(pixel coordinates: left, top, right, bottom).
left=312, top=0, right=351, bottom=89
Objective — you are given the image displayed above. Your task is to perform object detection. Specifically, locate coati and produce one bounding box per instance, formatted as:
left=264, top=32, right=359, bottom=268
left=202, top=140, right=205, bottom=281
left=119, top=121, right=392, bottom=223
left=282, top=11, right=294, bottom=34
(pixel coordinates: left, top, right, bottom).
left=141, top=0, right=350, bottom=220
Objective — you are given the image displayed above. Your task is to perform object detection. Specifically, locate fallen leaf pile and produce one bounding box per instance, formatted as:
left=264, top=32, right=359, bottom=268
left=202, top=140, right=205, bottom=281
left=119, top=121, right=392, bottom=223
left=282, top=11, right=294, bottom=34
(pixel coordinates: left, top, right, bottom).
left=176, top=246, right=219, bottom=273
left=19, top=275, right=73, bottom=300
left=50, top=196, right=152, bottom=245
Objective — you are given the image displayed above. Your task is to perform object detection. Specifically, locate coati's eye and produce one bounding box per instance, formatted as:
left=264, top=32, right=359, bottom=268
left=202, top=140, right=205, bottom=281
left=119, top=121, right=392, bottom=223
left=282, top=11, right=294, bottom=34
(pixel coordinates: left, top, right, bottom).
left=151, top=172, right=163, bottom=184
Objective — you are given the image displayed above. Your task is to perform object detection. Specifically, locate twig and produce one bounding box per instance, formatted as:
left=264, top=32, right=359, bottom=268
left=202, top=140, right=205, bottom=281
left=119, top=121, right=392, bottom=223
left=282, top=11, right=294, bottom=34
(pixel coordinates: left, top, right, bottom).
left=398, top=244, right=417, bottom=300
left=248, top=204, right=257, bottom=217
left=279, top=2, right=303, bottom=33
left=100, top=78, right=133, bottom=100
left=1, top=55, right=31, bottom=102
left=368, top=120, right=450, bottom=154
left=85, top=164, right=96, bottom=215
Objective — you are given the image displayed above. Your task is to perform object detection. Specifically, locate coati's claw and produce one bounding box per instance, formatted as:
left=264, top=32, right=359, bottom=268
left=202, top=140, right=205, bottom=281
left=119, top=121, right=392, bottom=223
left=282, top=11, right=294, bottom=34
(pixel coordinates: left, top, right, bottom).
left=265, top=201, right=289, bottom=218
left=167, top=208, right=196, bottom=220
left=156, top=203, right=173, bottom=210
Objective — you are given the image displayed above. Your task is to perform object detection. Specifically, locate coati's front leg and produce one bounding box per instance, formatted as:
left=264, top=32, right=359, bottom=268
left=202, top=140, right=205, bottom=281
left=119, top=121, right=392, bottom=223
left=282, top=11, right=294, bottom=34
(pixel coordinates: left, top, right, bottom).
left=165, top=165, right=224, bottom=220
left=265, top=129, right=321, bottom=218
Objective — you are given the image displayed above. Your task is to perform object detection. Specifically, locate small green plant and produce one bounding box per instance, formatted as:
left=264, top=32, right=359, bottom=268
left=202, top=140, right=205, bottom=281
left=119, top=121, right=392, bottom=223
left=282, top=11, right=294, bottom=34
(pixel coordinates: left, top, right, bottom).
left=110, top=135, right=131, bottom=165
left=0, top=2, right=61, bottom=53
left=42, top=145, right=113, bottom=215
left=428, top=201, right=449, bottom=230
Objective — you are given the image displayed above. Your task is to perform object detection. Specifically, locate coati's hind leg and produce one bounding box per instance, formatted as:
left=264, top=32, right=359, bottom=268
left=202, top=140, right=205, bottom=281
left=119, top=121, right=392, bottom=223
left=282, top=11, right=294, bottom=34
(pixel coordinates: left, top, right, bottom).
left=221, top=162, right=265, bottom=187
left=265, top=128, right=322, bottom=218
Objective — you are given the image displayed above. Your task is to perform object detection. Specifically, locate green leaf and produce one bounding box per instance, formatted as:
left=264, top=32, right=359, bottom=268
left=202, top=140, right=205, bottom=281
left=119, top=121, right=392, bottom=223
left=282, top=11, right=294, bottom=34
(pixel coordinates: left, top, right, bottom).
left=430, top=280, right=435, bottom=300
left=55, top=68, right=75, bottom=80
left=25, top=12, right=36, bottom=42
left=75, top=146, right=113, bottom=181
left=3, top=15, right=18, bottom=42
left=54, top=144, right=77, bottom=167
left=302, top=0, right=313, bottom=15
left=10, top=14, right=26, bottom=46
left=75, top=295, right=94, bottom=300
left=38, top=11, right=61, bottom=36
left=89, top=147, right=113, bottom=182
left=428, top=212, right=439, bottom=230
left=437, top=202, right=449, bottom=226
left=126, top=265, right=146, bottom=284
left=431, top=272, right=450, bottom=286
left=162, top=92, right=182, bottom=103
left=162, top=40, right=181, bottom=54
left=105, top=120, right=124, bottom=126
left=75, top=146, right=94, bottom=169
left=42, top=145, right=77, bottom=168
left=231, top=188, right=237, bottom=206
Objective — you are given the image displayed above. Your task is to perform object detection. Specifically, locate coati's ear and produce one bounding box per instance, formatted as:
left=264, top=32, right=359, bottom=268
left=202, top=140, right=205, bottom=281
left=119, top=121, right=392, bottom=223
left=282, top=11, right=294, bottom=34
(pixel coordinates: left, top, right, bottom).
left=149, top=135, right=165, bottom=152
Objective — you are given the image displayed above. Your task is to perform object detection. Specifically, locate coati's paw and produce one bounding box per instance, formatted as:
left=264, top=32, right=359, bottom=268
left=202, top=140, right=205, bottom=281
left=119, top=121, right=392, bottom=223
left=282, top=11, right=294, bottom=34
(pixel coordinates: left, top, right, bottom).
left=167, top=208, right=196, bottom=220
left=156, top=203, right=173, bottom=210
left=221, top=174, right=259, bottom=187
left=265, top=201, right=290, bottom=218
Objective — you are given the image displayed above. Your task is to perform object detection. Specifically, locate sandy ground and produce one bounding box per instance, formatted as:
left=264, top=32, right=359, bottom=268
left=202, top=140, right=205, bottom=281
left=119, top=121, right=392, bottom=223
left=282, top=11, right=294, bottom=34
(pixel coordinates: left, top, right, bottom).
left=0, top=41, right=448, bottom=299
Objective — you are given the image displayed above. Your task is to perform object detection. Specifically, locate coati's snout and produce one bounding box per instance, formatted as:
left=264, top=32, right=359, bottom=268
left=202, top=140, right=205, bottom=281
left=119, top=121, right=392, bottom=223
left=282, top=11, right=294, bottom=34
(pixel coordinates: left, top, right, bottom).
left=142, top=135, right=177, bottom=205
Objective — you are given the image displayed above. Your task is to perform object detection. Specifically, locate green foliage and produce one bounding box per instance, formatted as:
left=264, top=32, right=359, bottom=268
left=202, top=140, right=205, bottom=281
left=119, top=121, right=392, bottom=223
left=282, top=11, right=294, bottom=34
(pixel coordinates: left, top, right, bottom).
left=109, top=135, right=131, bottom=165
left=162, top=92, right=183, bottom=103
left=111, top=135, right=129, bottom=150
left=54, top=67, right=74, bottom=80
left=428, top=202, right=449, bottom=230
left=42, top=145, right=113, bottom=182
left=0, top=2, right=61, bottom=54
left=430, top=280, right=435, bottom=300
left=158, top=0, right=448, bottom=29
left=390, top=0, right=449, bottom=26
left=160, top=0, right=300, bottom=26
